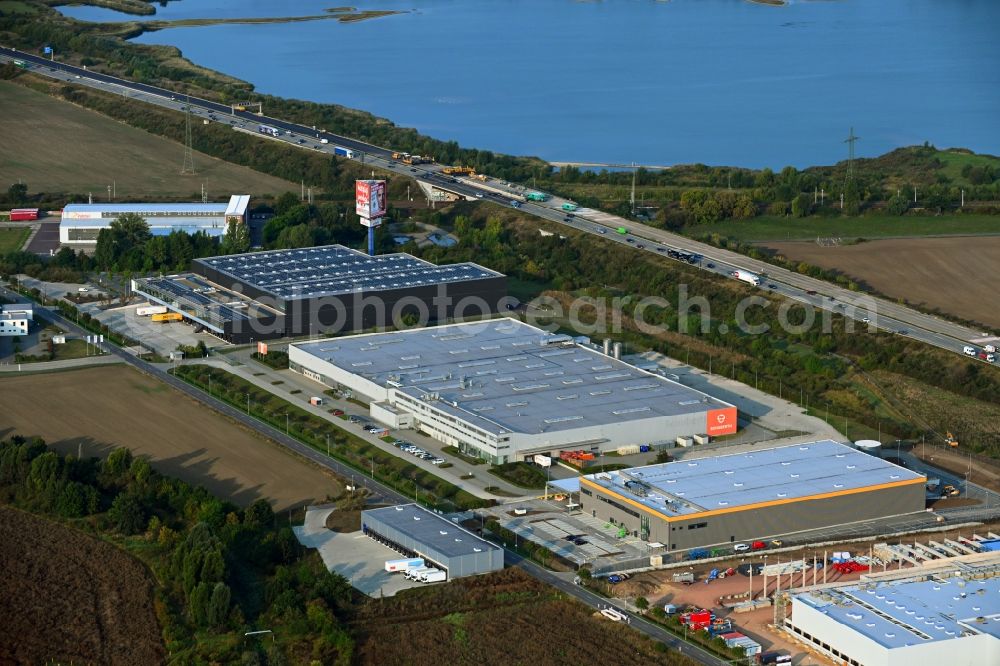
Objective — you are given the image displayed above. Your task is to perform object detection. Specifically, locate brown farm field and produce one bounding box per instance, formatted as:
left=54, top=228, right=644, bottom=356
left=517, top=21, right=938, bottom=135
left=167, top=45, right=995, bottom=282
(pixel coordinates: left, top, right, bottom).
left=0, top=505, right=165, bottom=665
left=354, top=568, right=694, bottom=666
left=0, top=79, right=296, bottom=198
left=764, top=236, right=1000, bottom=329
left=0, top=365, right=339, bottom=509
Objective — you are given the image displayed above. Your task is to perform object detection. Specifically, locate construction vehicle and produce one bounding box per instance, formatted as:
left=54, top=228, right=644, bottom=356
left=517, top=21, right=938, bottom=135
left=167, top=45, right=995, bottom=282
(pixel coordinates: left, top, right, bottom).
left=945, top=431, right=959, bottom=448
left=441, top=166, right=476, bottom=176
left=402, top=154, right=433, bottom=165
left=151, top=312, right=183, bottom=323
left=470, top=173, right=488, bottom=181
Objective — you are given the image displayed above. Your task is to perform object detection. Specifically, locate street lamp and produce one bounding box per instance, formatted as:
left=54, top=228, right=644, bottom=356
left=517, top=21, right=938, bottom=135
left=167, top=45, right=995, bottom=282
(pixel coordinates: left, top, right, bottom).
left=246, top=393, right=251, bottom=414
left=285, top=413, right=289, bottom=434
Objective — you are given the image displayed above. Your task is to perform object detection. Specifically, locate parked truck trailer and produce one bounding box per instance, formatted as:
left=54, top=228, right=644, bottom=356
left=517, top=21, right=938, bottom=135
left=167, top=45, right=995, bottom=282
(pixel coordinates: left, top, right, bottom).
left=136, top=305, right=169, bottom=317
left=385, top=557, right=424, bottom=573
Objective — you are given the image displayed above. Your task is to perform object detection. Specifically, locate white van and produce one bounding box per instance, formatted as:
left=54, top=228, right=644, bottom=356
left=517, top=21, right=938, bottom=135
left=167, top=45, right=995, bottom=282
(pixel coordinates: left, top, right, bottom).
left=963, top=346, right=976, bottom=356
left=320, top=138, right=329, bottom=144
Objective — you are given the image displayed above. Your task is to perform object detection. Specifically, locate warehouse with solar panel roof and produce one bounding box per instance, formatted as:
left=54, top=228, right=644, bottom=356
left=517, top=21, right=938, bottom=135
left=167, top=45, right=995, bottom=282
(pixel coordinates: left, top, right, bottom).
left=131, top=244, right=507, bottom=343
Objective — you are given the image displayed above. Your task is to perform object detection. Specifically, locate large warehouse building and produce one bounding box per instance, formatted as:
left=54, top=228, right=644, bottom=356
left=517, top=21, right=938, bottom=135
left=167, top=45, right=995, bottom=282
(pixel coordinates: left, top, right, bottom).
left=579, top=440, right=926, bottom=548
left=132, top=244, right=507, bottom=343
left=289, top=319, right=736, bottom=464
left=59, top=195, right=249, bottom=245
left=362, top=504, right=503, bottom=579
left=785, top=552, right=1000, bottom=666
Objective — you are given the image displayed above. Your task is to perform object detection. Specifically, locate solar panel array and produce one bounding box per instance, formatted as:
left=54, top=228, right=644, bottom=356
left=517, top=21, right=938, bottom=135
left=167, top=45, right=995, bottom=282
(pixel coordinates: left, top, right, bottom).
left=133, top=275, right=272, bottom=330
left=197, top=245, right=501, bottom=300
left=585, top=440, right=924, bottom=517
left=292, top=319, right=731, bottom=436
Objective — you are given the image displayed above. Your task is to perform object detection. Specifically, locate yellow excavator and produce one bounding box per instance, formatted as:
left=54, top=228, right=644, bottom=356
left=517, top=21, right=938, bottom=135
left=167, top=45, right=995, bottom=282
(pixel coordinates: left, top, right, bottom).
left=945, top=431, right=959, bottom=448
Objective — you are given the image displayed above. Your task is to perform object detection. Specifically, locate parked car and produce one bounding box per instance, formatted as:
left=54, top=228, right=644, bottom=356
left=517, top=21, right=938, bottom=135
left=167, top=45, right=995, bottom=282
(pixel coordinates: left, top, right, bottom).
left=330, top=408, right=345, bottom=416
left=733, top=543, right=750, bottom=552
left=770, top=539, right=784, bottom=547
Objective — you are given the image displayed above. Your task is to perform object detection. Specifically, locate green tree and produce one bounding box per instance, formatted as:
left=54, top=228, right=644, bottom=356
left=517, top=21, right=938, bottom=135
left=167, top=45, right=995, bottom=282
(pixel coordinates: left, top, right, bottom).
left=222, top=220, right=251, bottom=254
left=108, top=492, right=145, bottom=534
left=791, top=193, right=811, bottom=218
left=207, top=582, right=231, bottom=628
left=635, top=596, right=649, bottom=611
left=110, top=212, right=151, bottom=249
left=7, top=182, right=28, bottom=204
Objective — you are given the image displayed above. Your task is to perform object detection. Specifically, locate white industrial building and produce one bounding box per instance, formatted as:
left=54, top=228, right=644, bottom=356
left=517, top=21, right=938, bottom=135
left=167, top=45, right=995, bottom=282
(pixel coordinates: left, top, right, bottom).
left=289, top=319, right=735, bottom=464
left=59, top=195, right=249, bottom=245
left=0, top=303, right=32, bottom=336
left=785, top=552, right=1000, bottom=666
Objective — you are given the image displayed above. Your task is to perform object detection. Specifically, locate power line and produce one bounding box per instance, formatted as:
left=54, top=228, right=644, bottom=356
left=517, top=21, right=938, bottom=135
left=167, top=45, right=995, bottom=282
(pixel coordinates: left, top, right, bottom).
left=843, top=127, right=859, bottom=190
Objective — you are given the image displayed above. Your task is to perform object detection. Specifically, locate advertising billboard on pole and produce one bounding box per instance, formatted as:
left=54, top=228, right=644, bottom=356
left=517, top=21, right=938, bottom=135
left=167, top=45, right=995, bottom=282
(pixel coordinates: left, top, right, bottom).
left=705, top=407, right=737, bottom=437
left=355, top=180, right=387, bottom=220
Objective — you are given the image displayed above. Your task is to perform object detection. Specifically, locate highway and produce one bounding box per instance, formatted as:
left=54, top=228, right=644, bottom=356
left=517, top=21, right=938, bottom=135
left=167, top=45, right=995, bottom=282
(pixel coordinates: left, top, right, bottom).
left=2, top=45, right=995, bottom=366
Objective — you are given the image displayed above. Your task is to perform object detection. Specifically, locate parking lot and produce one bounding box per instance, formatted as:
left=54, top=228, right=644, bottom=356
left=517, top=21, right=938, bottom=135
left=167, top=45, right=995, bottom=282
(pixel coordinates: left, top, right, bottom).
left=94, top=303, right=219, bottom=356
left=294, top=505, right=429, bottom=597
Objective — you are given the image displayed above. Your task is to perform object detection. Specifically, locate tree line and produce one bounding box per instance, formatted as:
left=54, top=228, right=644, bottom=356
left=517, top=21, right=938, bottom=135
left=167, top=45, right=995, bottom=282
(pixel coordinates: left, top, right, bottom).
left=0, top=435, right=355, bottom=664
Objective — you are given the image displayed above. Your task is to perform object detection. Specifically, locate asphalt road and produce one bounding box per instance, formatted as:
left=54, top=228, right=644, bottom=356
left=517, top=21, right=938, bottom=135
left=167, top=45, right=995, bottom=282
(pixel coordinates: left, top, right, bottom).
left=2, top=45, right=994, bottom=365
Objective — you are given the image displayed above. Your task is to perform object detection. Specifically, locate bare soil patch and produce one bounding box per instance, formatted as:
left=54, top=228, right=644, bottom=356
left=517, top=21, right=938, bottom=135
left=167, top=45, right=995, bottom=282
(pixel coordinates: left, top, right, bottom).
left=326, top=509, right=362, bottom=533
left=763, top=236, right=1000, bottom=329
left=0, top=365, right=339, bottom=509
left=0, top=506, right=164, bottom=665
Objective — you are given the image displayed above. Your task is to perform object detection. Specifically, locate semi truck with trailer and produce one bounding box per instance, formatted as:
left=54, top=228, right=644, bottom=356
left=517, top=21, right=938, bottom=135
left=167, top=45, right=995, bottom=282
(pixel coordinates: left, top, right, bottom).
left=418, top=569, right=447, bottom=583
left=258, top=124, right=280, bottom=138
left=404, top=566, right=435, bottom=581
left=731, top=270, right=762, bottom=286
left=9, top=208, right=39, bottom=221
left=333, top=146, right=355, bottom=159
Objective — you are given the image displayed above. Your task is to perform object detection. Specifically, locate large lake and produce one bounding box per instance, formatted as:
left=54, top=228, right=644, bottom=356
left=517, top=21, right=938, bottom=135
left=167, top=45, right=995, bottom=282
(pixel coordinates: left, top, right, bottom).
left=60, top=0, right=1000, bottom=169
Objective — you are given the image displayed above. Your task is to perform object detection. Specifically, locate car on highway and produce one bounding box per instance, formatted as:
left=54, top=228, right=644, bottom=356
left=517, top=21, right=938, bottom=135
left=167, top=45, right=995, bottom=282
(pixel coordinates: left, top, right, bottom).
left=806, top=290, right=817, bottom=295
left=597, top=228, right=606, bottom=234
left=410, top=167, right=417, bottom=172
left=770, top=539, right=784, bottom=547
left=733, top=543, right=750, bottom=552
left=476, top=192, right=484, bottom=198
left=706, top=262, right=715, bottom=268
left=297, top=139, right=305, bottom=144
left=862, top=316, right=870, bottom=323
left=899, top=329, right=908, bottom=335
left=768, top=283, right=777, bottom=289
left=656, top=247, right=665, bottom=252
left=564, top=217, right=573, bottom=222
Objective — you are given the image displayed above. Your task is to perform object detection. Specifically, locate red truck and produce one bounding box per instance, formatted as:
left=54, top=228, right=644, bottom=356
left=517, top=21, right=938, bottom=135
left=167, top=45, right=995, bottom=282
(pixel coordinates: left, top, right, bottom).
left=9, top=208, right=39, bottom=221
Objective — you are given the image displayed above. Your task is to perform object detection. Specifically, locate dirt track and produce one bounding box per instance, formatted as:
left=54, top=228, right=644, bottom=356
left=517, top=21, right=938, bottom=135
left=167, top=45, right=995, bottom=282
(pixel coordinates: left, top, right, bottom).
left=0, top=365, right=339, bottom=509
left=0, top=506, right=165, bottom=665
left=763, top=236, right=1000, bottom=329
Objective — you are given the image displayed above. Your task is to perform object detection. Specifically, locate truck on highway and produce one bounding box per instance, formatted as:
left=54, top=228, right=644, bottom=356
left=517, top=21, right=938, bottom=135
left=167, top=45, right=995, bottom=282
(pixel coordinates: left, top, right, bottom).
left=151, top=312, right=183, bottom=323
left=731, top=269, right=761, bottom=286
left=333, top=146, right=355, bottom=159
left=257, top=124, right=280, bottom=138
left=525, top=191, right=549, bottom=202
left=985, top=344, right=997, bottom=354
left=616, top=227, right=628, bottom=235
left=561, top=202, right=578, bottom=212
left=136, top=305, right=168, bottom=317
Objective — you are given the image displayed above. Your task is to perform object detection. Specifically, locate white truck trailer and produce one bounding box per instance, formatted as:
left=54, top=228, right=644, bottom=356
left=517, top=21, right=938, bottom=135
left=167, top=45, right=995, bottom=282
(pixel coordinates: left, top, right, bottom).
left=136, top=305, right=169, bottom=316
left=385, top=557, right=424, bottom=573
left=730, top=270, right=761, bottom=287
left=418, top=569, right=447, bottom=583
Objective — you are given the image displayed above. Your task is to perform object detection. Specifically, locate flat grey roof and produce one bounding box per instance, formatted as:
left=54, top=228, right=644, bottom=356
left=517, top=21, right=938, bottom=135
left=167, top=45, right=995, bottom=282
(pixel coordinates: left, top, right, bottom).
left=582, top=440, right=925, bottom=518
left=133, top=273, right=281, bottom=330
left=195, top=244, right=502, bottom=300
left=796, top=566, right=1000, bottom=649
left=362, top=504, right=501, bottom=560
left=293, top=319, right=732, bottom=437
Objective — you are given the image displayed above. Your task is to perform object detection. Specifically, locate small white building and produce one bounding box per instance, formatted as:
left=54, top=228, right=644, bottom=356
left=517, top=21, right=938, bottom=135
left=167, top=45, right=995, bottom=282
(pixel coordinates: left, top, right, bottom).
left=0, top=303, right=33, bottom=336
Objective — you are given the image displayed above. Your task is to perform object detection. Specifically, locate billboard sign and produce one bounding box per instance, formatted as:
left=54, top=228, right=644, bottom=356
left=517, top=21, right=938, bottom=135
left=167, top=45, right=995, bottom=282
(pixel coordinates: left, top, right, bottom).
left=257, top=341, right=269, bottom=355
left=355, top=180, right=387, bottom=220
left=705, top=407, right=737, bottom=436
